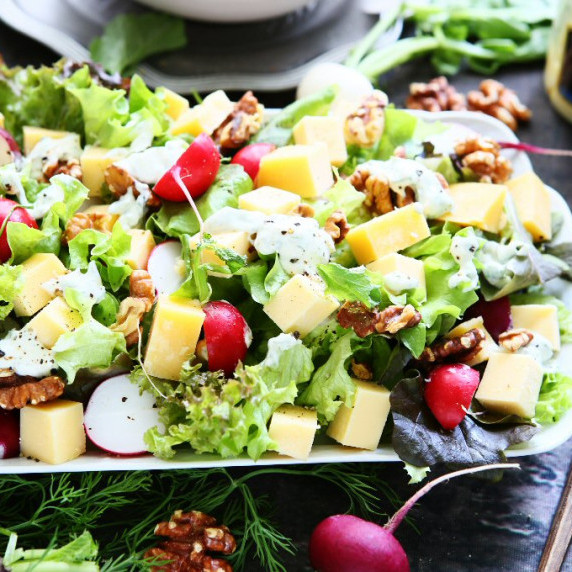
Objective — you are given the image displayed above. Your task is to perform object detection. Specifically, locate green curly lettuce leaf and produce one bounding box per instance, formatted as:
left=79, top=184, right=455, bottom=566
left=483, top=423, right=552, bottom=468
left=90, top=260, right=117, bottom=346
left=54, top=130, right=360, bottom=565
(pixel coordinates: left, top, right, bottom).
left=535, top=372, right=572, bottom=425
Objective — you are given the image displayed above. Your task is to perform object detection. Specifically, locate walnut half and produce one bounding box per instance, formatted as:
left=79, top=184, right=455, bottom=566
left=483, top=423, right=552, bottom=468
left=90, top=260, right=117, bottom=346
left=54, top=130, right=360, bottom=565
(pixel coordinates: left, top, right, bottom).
left=406, top=76, right=467, bottom=112
left=454, top=136, right=512, bottom=184
left=344, top=90, right=389, bottom=148
left=419, top=328, right=486, bottom=363
left=0, top=375, right=65, bottom=410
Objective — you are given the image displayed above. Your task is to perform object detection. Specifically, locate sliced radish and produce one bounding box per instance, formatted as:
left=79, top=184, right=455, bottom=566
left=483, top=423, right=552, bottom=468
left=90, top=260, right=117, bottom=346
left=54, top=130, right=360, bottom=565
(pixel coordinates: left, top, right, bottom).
left=147, top=240, right=184, bottom=295
left=0, top=128, right=22, bottom=168
left=0, top=409, right=19, bottom=459
left=84, top=374, right=162, bottom=456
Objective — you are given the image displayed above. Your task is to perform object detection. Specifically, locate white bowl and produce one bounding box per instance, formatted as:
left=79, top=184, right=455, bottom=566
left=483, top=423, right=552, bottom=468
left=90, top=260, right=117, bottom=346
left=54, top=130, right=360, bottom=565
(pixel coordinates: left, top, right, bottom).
left=134, top=0, right=318, bottom=23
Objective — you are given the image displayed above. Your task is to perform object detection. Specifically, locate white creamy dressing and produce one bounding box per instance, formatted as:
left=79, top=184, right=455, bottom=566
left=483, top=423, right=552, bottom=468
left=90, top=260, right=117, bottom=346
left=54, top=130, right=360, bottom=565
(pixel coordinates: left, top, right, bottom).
left=0, top=327, right=56, bottom=378
left=449, top=233, right=480, bottom=291
left=203, top=207, right=335, bottom=275
left=0, top=163, right=28, bottom=206
left=359, top=158, right=453, bottom=219
left=114, top=140, right=187, bottom=185
left=477, top=240, right=529, bottom=289
left=27, top=183, right=65, bottom=219
left=26, top=135, right=82, bottom=181
left=42, top=261, right=106, bottom=305
left=502, top=332, right=555, bottom=366
left=260, top=333, right=302, bottom=368
left=383, top=271, right=420, bottom=294
left=109, top=183, right=151, bottom=229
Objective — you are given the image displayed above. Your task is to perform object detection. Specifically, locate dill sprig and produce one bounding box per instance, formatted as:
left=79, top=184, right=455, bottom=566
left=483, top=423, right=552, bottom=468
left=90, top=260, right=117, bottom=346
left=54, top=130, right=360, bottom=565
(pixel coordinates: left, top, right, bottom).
left=0, top=465, right=399, bottom=571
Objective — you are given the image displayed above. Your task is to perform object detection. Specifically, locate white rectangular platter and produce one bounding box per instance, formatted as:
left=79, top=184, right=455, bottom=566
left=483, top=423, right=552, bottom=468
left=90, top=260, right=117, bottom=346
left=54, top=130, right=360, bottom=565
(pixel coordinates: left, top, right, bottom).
left=1, top=110, right=571, bottom=473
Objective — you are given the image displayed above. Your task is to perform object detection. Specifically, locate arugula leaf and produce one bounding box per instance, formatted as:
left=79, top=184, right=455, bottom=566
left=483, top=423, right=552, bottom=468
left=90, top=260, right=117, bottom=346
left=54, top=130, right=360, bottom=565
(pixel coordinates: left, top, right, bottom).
left=90, top=12, right=187, bottom=75
left=0, top=264, right=23, bottom=320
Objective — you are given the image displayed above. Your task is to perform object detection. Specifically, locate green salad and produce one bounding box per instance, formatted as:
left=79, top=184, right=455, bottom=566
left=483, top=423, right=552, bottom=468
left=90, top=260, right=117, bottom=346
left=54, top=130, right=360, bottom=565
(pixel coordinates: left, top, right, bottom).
left=0, top=59, right=571, bottom=474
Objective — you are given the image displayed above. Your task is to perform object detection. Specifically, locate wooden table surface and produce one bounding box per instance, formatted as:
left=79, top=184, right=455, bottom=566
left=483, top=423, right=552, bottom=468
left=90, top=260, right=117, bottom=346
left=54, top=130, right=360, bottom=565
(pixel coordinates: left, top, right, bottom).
left=1, top=17, right=572, bottom=572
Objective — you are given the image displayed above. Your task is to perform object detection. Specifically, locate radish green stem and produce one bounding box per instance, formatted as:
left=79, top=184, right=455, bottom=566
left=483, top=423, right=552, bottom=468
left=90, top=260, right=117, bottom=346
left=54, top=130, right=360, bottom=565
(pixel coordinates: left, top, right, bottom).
left=384, top=462, right=520, bottom=535
left=498, top=141, right=572, bottom=157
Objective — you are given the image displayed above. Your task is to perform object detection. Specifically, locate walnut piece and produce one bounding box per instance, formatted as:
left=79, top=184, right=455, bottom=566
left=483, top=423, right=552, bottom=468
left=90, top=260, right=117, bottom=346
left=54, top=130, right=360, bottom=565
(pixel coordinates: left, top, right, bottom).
left=292, top=203, right=315, bottom=218
left=104, top=165, right=161, bottom=207
left=419, top=328, right=486, bottom=363
left=0, top=375, right=65, bottom=410
left=454, top=136, right=512, bottom=184
left=351, top=359, right=373, bottom=380
left=43, top=157, right=83, bottom=182
left=63, top=211, right=117, bottom=244
left=324, top=209, right=349, bottom=244
left=337, top=301, right=421, bottom=338
left=349, top=166, right=392, bottom=215
left=406, top=76, right=467, bottom=112
left=145, top=510, right=236, bottom=572
left=498, top=328, right=534, bottom=352
left=129, top=270, right=156, bottom=310
left=213, top=91, right=264, bottom=150
left=467, top=79, right=531, bottom=131
left=344, top=90, right=388, bottom=148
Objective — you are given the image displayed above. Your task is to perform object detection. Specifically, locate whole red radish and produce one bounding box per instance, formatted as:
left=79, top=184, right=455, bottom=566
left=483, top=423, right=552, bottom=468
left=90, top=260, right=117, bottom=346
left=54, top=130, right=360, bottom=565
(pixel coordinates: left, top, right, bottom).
left=309, top=464, right=518, bottom=572
left=203, top=301, right=251, bottom=376
left=0, top=409, right=20, bottom=459
left=465, top=295, right=512, bottom=342
left=0, top=197, right=38, bottom=263
left=153, top=133, right=220, bottom=202
left=230, top=142, right=276, bottom=181
left=0, top=128, right=22, bottom=167
left=424, top=364, right=480, bottom=430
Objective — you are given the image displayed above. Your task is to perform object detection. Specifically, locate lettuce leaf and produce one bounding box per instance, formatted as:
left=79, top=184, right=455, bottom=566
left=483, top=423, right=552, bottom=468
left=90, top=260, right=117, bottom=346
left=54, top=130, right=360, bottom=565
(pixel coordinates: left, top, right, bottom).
left=139, top=334, right=313, bottom=460
left=53, top=320, right=126, bottom=382
left=312, top=177, right=368, bottom=226
left=0, top=263, right=23, bottom=320
left=535, top=372, right=572, bottom=424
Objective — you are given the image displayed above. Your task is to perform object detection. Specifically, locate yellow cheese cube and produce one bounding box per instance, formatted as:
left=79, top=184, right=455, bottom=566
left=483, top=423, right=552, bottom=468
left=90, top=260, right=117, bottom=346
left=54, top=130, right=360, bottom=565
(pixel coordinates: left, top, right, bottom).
left=346, top=203, right=430, bottom=265
left=437, top=183, right=507, bottom=233
left=80, top=147, right=127, bottom=198
left=13, top=253, right=68, bottom=317
left=327, top=380, right=391, bottom=450
left=27, top=297, right=82, bottom=349
left=171, top=90, right=233, bottom=136
left=159, top=87, right=190, bottom=120
left=263, top=275, right=340, bottom=338
left=22, top=126, right=77, bottom=156
left=144, top=295, right=205, bottom=380
left=292, top=116, right=348, bottom=167
left=506, top=172, right=552, bottom=242
left=257, top=144, right=334, bottom=199
left=268, top=405, right=318, bottom=460
left=475, top=353, right=543, bottom=418
left=366, top=252, right=426, bottom=300
left=511, top=304, right=561, bottom=351
left=20, top=400, right=86, bottom=464
left=238, top=186, right=301, bottom=215
left=446, top=316, right=498, bottom=366
left=127, top=229, right=156, bottom=270
left=0, top=112, right=4, bottom=129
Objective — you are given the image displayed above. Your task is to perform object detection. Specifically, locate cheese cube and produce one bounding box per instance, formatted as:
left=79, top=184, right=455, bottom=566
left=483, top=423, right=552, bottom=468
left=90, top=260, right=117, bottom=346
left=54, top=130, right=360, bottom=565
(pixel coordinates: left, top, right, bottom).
left=475, top=353, right=543, bottom=418
left=22, top=126, right=77, bottom=156
left=446, top=316, right=498, bottom=366
left=80, top=147, right=126, bottom=198
left=346, top=203, right=430, bottom=265
left=263, top=275, right=340, bottom=338
left=20, top=400, right=86, bottom=464
left=27, top=297, right=82, bottom=349
left=144, top=296, right=205, bottom=380
left=511, top=304, right=560, bottom=351
left=159, top=87, right=190, bottom=120
left=238, top=186, right=301, bottom=215
left=327, top=380, right=391, bottom=450
left=366, top=252, right=426, bottom=300
left=127, top=229, right=156, bottom=270
left=171, top=90, right=233, bottom=136
left=437, top=183, right=507, bottom=233
left=257, top=144, right=334, bottom=199
left=268, top=405, right=318, bottom=460
left=13, top=253, right=68, bottom=317
left=506, top=172, right=552, bottom=242
left=0, top=112, right=4, bottom=129
left=292, top=116, right=348, bottom=167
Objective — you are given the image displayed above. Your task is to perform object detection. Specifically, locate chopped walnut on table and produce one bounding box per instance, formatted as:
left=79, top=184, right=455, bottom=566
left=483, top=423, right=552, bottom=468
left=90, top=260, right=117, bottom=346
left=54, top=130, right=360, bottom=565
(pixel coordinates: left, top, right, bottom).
left=337, top=301, right=421, bottom=338
left=498, top=328, right=534, bottom=352
left=344, top=90, right=389, bottom=148
left=406, top=76, right=467, bottom=112
left=213, top=91, right=264, bottom=150
left=0, top=374, right=65, bottom=410
left=468, top=79, right=532, bottom=132
left=454, top=136, right=513, bottom=184
left=419, top=328, right=486, bottom=363
left=145, top=510, right=236, bottom=572
left=324, top=209, right=349, bottom=244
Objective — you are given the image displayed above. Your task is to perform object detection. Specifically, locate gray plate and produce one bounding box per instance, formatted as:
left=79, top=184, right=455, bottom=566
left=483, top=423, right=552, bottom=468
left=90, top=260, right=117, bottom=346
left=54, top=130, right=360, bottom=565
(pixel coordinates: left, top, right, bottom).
left=0, top=0, right=402, bottom=93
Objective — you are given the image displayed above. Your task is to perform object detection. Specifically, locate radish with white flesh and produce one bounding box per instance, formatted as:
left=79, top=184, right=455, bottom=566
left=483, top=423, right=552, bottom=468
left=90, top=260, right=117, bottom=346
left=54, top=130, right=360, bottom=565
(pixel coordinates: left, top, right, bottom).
left=203, top=301, right=251, bottom=376
left=0, top=410, right=19, bottom=459
left=309, top=463, right=519, bottom=572
left=0, top=128, right=22, bottom=167
left=84, top=373, right=161, bottom=456
left=147, top=240, right=184, bottom=295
